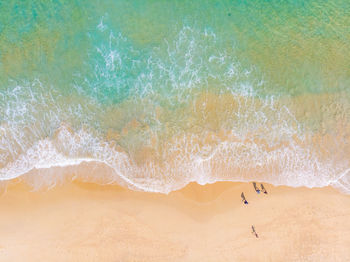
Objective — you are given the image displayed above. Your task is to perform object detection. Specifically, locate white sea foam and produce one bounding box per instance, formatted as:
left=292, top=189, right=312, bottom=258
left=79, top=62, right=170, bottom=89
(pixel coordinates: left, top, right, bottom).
left=1, top=23, right=349, bottom=194
left=0, top=123, right=349, bottom=194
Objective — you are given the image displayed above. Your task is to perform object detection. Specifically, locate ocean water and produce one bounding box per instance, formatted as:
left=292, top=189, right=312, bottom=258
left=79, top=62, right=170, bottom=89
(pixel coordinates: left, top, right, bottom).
left=0, top=0, right=349, bottom=193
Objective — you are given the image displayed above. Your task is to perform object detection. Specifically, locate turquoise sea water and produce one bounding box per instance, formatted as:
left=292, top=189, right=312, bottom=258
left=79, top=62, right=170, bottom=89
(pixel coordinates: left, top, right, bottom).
left=0, top=0, right=349, bottom=193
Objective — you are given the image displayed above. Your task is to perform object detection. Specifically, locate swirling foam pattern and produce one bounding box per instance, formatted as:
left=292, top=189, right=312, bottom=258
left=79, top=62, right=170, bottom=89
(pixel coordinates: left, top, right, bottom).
left=0, top=0, right=349, bottom=193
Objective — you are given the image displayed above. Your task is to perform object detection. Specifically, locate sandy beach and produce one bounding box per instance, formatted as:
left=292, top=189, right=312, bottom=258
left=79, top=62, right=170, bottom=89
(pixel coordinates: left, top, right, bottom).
left=0, top=181, right=349, bottom=262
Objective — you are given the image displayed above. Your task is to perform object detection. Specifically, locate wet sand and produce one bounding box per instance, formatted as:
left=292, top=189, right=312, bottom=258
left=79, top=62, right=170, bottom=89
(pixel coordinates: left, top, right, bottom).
left=0, top=181, right=349, bottom=261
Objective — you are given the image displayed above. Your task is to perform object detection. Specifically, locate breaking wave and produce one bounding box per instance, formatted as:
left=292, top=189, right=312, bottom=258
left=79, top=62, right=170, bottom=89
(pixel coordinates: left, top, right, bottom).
left=1, top=19, right=349, bottom=194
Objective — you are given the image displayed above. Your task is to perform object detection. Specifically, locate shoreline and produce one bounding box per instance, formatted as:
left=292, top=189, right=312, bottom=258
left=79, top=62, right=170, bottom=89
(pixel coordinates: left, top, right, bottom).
left=0, top=181, right=349, bottom=261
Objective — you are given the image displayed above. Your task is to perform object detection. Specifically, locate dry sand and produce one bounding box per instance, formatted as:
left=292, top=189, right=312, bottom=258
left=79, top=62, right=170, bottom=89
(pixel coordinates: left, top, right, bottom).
left=0, top=181, right=349, bottom=262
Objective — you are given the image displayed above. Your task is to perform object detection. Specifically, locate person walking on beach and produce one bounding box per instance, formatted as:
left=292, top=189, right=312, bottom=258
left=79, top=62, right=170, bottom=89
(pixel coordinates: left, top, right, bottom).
left=252, top=182, right=260, bottom=194
left=261, top=183, right=268, bottom=194
left=251, top=225, right=259, bottom=238
left=241, top=192, right=248, bottom=204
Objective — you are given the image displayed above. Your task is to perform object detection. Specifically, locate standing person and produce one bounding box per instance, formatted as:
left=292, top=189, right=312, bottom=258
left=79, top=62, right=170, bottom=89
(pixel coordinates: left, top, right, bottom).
left=252, top=182, right=260, bottom=194
left=261, top=183, right=268, bottom=194
left=241, top=192, right=248, bottom=204
left=251, top=225, right=259, bottom=238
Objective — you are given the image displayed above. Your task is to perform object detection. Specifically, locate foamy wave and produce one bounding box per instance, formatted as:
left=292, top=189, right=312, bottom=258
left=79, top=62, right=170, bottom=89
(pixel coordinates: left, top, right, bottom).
left=0, top=124, right=349, bottom=194
left=1, top=22, right=349, bottom=194
left=330, top=169, right=350, bottom=194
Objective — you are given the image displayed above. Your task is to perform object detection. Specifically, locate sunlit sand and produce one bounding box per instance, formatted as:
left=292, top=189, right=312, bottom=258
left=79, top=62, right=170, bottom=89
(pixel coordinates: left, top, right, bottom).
left=0, top=181, right=349, bottom=261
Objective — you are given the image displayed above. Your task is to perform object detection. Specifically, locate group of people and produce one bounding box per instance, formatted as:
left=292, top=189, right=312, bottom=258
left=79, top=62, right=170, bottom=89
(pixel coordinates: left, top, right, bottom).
left=241, top=182, right=268, bottom=238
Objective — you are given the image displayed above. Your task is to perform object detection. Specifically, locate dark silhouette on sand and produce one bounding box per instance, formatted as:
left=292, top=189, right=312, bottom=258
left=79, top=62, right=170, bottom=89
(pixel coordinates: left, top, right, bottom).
left=252, top=182, right=260, bottom=194
left=251, top=225, right=259, bottom=238
left=261, top=183, right=268, bottom=194
left=241, top=192, right=248, bottom=204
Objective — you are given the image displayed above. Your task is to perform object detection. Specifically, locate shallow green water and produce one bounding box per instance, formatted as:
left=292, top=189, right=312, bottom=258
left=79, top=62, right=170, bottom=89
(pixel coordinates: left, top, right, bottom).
left=0, top=0, right=349, bottom=192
